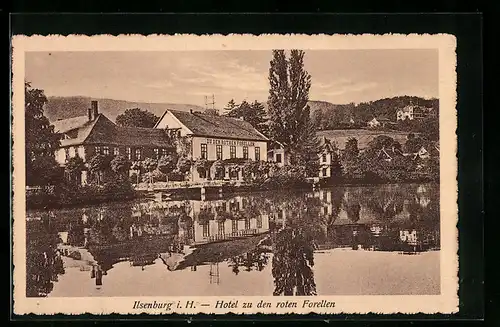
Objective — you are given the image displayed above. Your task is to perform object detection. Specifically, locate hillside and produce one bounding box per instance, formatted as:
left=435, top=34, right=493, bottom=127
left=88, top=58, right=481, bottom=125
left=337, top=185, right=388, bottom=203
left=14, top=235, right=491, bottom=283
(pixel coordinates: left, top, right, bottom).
left=44, top=96, right=205, bottom=123
left=44, top=95, right=438, bottom=128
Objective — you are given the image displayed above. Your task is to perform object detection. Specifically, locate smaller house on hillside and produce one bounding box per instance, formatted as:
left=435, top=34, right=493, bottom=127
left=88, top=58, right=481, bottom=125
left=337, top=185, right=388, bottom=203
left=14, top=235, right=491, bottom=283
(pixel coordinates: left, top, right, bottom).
left=411, top=142, right=440, bottom=160
left=377, top=146, right=404, bottom=162
left=367, top=118, right=380, bottom=128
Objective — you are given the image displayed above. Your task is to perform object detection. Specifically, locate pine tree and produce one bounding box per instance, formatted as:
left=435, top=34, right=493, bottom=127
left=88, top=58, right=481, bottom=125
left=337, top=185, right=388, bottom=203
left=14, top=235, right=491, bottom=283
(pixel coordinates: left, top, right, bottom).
left=249, top=100, right=268, bottom=135
left=223, top=99, right=238, bottom=116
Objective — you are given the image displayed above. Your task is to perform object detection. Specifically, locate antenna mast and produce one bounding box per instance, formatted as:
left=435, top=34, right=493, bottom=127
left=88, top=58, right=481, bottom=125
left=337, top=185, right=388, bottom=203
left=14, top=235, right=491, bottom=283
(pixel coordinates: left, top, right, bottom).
left=205, top=94, right=216, bottom=111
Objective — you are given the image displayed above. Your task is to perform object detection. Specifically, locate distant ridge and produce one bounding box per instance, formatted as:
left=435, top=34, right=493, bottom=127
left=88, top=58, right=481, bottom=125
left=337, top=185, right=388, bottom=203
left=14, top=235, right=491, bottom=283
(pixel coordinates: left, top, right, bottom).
left=45, top=96, right=205, bottom=123
left=45, top=95, right=438, bottom=125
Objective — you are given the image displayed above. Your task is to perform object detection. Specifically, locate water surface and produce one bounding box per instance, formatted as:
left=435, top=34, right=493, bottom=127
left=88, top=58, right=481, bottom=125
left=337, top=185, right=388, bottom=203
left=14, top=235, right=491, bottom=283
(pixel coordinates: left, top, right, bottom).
left=26, top=183, right=440, bottom=297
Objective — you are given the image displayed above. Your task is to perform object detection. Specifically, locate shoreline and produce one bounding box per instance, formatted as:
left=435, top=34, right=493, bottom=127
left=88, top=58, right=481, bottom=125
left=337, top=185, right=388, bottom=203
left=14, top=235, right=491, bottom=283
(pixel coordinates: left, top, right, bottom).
left=26, top=179, right=439, bottom=211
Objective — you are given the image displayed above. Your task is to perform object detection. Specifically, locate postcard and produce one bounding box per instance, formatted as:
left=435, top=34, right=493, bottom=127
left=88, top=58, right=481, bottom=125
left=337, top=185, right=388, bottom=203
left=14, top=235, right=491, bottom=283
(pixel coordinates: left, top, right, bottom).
left=12, top=33, right=458, bottom=315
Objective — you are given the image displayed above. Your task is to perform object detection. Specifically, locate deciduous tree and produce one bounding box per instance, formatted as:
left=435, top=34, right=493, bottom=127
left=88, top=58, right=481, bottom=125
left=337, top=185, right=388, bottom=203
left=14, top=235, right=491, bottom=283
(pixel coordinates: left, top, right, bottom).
left=115, top=108, right=159, bottom=128
left=25, top=82, right=61, bottom=186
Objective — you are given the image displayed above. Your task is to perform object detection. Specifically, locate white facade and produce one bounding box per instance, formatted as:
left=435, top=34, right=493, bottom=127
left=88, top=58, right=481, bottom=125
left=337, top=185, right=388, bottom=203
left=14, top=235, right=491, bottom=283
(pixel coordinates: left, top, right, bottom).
left=155, top=111, right=268, bottom=182
left=55, top=145, right=87, bottom=166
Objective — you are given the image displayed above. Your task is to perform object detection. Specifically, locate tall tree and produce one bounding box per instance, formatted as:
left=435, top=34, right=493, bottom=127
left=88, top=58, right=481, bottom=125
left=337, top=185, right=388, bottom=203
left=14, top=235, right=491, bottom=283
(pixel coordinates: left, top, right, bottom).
left=267, top=50, right=318, bottom=165
left=25, top=82, right=61, bottom=186
left=115, top=108, right=159, bottom=128
left=267, top=50, right=290, bottom=144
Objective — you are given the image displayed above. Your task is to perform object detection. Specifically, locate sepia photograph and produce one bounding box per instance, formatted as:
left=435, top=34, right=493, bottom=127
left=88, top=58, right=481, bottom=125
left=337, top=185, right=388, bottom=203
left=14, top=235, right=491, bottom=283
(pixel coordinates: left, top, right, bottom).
left=12, top=34, right=458, bottom=315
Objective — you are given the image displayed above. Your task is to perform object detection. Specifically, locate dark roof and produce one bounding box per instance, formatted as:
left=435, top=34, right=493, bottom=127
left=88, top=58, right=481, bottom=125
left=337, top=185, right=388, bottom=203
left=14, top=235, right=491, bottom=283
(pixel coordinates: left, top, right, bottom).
left=166, top=109, right=268, bottom=141
left=53, top=114, right=173, bottom=148
left=115, top=127, right=174, bottom=148
left=319, top=136, right=336, bottom=152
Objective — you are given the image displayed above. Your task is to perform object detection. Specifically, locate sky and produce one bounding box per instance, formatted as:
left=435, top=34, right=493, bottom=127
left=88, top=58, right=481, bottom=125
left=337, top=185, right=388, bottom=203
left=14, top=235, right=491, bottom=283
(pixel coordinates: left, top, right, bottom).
left=25, top=50, right=439, bottom=107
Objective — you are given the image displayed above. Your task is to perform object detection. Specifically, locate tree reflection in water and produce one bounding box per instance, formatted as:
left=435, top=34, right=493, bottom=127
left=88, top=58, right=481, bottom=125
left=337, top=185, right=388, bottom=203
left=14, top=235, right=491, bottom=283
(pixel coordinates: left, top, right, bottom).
left=272, top=228, right=316, bottom=296
left=26, top=213, right=65, bottom=297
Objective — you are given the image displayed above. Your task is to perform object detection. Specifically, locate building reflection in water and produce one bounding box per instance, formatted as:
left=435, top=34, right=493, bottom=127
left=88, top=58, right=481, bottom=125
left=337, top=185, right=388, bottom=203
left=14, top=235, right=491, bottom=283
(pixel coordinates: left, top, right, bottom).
left=26, top=183, right=439, bottom=297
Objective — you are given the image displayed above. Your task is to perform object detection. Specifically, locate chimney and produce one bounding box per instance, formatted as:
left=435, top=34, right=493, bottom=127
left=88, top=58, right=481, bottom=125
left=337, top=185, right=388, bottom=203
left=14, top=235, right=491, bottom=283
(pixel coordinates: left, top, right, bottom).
left=91, top=100, right=99, bottom=120
left=87, top=108, right=92, bottom=121
left=190, top=109, right=193, bottom=114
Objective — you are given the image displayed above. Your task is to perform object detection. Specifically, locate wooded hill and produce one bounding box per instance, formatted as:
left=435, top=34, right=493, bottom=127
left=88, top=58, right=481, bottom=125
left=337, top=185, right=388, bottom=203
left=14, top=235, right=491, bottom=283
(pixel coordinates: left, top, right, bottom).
left=44, top=96, right=205, bottom=123
left=44, top=95, right=438, bottom=128
left=309, top=96, right=439, bottom=131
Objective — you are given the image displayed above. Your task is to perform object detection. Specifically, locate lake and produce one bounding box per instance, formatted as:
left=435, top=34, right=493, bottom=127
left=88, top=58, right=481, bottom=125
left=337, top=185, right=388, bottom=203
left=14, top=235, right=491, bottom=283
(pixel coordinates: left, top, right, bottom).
left=26, top=183, right=440, bottom=297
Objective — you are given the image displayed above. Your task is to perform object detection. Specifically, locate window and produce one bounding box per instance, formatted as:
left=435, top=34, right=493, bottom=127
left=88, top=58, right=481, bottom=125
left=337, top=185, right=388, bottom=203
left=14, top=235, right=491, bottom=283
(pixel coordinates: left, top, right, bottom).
left=94, top=146, right=101, bottom=155
left=322, top=153, right=327, bottom=162
left=218, top=221, right=225, bottom=235
left=245, top=218, right=251, bottom=230
left=161, top=148, right=168, bottom=156
left=230, top=146, right=236, bottom=159
left=201, top=144, right=207, bottom=159
left=103, top=146, right=110, bottom=155
left=255, top=147, right=260, bottom=161
left=126, top=147, right=132, bottom=160
left=323, top=191, right=327, bottom=202
left=154, top=148, right=159, bottom=159
left=276, top=153, right=282, bottom=163
left=216, top=145, right=222, bottom=160
left=243, top=146, right=248, bottom=159
left=135, top=148, right=141, bottom=160
left=257, top=217, right=262, bottom=228
left=322, top=168, right=327, bottom=177
left=113, top=147, right=119, bottom=156
left=232, top=220, right=238, bottom=232
left=64, top=148, right=70, bottom=160
left=202, top=223, right=210, bottom=237
left=324, top=207, right=328, bottom=215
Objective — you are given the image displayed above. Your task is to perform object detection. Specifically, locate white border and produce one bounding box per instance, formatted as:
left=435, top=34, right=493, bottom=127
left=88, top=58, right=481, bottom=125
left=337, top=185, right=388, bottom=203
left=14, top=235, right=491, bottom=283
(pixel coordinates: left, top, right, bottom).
left=12, top=34, right=458, bottom=315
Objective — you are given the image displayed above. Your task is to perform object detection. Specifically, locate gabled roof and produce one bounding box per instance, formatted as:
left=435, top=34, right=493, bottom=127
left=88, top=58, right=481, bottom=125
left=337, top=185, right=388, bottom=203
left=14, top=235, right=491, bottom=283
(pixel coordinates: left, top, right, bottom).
left=54, top=114, right=103, bottom=147
left=161, top=109, right=269, bottom=141
left=115, top=127, right=174, bottom=148
left=52, top=115, right=91, bottom=134
left=319, top=137, right=336, bottom=153
left=53, top=114, right=173, bottom=148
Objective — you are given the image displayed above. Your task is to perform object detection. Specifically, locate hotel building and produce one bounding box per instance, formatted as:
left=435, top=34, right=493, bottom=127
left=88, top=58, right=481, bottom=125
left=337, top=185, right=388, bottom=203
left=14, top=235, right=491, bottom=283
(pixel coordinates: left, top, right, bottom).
left=154, top=109, right=269, bottom=182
